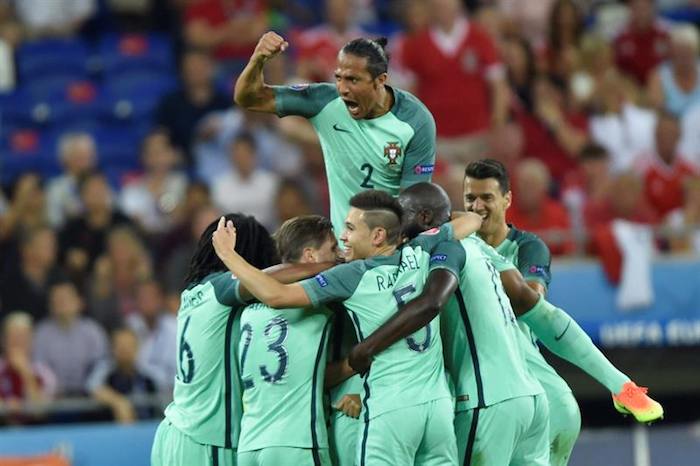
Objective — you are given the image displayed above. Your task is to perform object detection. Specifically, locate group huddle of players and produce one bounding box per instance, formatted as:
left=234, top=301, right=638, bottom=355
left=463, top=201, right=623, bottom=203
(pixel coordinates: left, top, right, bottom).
left=150, top=33, right=663, bottom=466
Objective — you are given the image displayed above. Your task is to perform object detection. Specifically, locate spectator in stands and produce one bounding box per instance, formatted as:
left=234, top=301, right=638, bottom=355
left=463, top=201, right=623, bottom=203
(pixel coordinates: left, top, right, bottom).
left=0, top=173, right=47, bottom=244
left=46, top=133, right=97, bottom=229
left=648, top=23, right=700, bottom=117
left=489, top=0, right=555, bottom=49
left=14, top=0, right=96, bottom=39
left=295, top=0, right=365, bottom=82
left=0, top=226, right=63, bottom=322
left=562, top=144, right=613, bottom=241
left=506, top=158, right=574, bottom=254
left=126, top=280, right=176, bottom=392
left=398, top=0, right=509, bottom=164
left=0, top=1, right=21, bottom=52
left=183, top=0, right=268, bottom=67
left=585, top=171, right=658, bottom=232
left=87, top=328, right=157, bottom=424
left=503, top=34, right=537, bottom=111
left=639, top=112, right=698, bottom=218
left=211, top=132, right=279, bottom=229
left=155, top=48, right=230, bottom=166
left=513, top=75, right=589, bottom=183
left=275, top=178, right=314, bottom=225
left=0, top=312, right=56, bottom=423
left=680, top=102, right=700, bottom=168
left=613, top=0, right=670, bottom=86
left=162, top=204, right=220, bottom=300
left=59, top=172, right=133, bottom=284
left=34, top=279, right=108, bottom=397
left=544, top=0, right=584, bottom=82
left=195, top=109, right=303, bottom=185
left=589, top=71, right=656, bottom=173
left=119, top=130, right=187, bottom=236
left=89, top=226, right=153, bottom=332
left=666, top=176, right=700, bottom=253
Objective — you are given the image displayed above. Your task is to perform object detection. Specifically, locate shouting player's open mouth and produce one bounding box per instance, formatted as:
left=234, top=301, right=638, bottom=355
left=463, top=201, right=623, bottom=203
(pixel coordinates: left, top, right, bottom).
left=343, top=99, right=361, bottom=117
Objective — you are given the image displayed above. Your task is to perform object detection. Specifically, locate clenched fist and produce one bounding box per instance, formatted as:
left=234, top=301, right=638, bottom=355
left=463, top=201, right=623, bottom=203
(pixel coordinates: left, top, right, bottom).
left=253, top=31, right=289, bottom=64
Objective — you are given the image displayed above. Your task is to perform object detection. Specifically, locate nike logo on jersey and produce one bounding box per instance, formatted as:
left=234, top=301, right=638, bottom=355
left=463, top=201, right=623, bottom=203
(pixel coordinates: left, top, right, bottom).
left=333, top=123, right=351, bottom=133
left=554, top=320, right=572, bottom=341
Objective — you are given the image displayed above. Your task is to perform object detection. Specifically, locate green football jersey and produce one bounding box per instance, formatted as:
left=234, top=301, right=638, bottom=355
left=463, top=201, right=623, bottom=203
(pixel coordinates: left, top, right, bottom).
left=327, top=311, right=364, bottom=416
left=237, top=303, right=332, bottom=453
left=164, top=271, right=244, bottom=448
left=435, top=237, right=543, bottom=411
left=495, top=226, right=572, bottom=395
left=299, top=227, right=452, bottom=420
left=274, top=83, right=436, bottom=235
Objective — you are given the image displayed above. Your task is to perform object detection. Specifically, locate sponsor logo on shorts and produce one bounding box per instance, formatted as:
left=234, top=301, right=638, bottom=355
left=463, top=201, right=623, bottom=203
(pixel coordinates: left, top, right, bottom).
left=315, top=274, right=329, bottom=287
left=430, top=254, right=448, bottom=263
left=414, top=164, right=435, bottom=175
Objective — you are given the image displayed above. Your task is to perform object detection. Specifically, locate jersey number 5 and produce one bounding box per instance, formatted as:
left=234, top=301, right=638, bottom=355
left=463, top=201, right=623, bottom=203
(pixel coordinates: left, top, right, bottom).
left=394, top=284, right=432, bottom=352
left=178, top=316, right=195, bottom=384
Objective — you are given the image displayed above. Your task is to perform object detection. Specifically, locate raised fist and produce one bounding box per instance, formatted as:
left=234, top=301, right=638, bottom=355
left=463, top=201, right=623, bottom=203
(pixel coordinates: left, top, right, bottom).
left=253, top=31, right=289, bottom=64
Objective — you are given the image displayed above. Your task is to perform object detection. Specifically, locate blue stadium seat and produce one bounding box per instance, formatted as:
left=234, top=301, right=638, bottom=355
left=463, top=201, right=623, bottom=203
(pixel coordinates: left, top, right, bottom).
left=17, top=38, right=90, bottom=81
left=97, top=33, right=175, bottom=75
left=0, top=128, right=47, bottom=185
left=104, top=69, right=177, bottom=96
left=0, top=91, right=54, bottom=134
left=93, top=126, right=142, bottom=173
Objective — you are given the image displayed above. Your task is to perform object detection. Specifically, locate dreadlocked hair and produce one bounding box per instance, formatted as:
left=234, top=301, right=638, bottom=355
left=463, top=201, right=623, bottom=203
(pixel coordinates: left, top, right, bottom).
left=184, top=213, right=280, bottom=286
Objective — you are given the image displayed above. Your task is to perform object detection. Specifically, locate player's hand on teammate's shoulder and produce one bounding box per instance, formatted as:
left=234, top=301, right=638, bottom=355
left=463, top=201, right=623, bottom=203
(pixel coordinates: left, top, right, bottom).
left=253, top=31, right=289, bottom=64
left=334, top=394, right=362, bottom=419
left=212, top=216, right=238, bottom=260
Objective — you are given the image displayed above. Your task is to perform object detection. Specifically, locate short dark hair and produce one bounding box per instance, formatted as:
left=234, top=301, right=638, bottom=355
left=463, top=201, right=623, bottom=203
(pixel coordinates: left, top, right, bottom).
left=349, top=190, right=403, bottom=245
left=579, top=143, right=609, bottom=161
left=341, top=37, right=390, bottom=79
left=274, top=215, right=334, bottom=263
left=464, top=159, right=510, bottom=194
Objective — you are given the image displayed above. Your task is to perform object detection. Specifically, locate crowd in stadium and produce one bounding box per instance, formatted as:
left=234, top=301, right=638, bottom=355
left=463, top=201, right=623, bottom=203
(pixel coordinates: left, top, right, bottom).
left=0, top=0, right=698, bottom=426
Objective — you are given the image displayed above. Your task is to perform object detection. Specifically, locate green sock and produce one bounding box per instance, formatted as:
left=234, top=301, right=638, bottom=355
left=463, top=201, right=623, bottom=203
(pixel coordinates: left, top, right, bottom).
left=520, top=296, right=630, bottom=394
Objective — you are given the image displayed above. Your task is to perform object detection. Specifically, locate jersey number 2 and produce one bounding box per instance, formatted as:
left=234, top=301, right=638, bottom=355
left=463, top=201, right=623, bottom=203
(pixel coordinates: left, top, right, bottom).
left=393, top=284, right=432, bottom=352
left=360, top=163, right=375, bottom=188
left=240, top=316, right=289, bottom=388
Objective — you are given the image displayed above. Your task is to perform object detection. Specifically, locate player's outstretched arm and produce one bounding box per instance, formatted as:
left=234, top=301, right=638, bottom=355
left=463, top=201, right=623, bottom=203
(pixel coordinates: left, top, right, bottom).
left=212, top=217, right=311, bottom=308
left=238, top=261, right=337, bottom=301
left=348, top=269, right=458, bottom=374
left=234, top=32, right=288, bottom=113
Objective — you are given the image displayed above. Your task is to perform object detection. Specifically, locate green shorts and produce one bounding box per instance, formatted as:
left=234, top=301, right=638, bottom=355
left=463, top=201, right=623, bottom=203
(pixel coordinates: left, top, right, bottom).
left=151, top=420, right=236, bottom=466
left=329, top=413, right=360, bottom=466
left=238, top=447, right=331, bottom=466
left=357, top=398, right=457, bottom=466
left=455, top=394, right=549, bottom=466
left=545, top=390, right=581, bottom=466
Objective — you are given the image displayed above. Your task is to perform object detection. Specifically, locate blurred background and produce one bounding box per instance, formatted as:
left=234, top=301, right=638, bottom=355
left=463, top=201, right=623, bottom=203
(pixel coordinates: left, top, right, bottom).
left=0, top=0, right=699, bottom=465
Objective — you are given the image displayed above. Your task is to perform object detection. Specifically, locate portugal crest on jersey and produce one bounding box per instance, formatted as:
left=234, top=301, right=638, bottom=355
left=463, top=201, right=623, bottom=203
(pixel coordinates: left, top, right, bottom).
left=383, top=142, right=402, bottom=165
